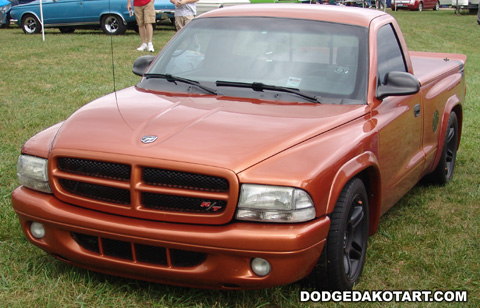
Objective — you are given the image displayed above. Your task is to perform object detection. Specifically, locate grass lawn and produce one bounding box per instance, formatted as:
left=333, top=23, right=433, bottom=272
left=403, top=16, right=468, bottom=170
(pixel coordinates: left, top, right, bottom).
left=0, top=8, right=479, bottom=308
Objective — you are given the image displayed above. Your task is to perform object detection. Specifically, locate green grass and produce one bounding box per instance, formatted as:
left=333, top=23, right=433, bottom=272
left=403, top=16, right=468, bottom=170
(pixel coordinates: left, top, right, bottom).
left=1, top=9, right=479, bottom=307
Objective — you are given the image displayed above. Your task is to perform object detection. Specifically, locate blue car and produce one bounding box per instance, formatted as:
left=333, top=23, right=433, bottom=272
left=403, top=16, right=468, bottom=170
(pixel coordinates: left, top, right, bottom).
left=10, top=0, right=174, bottom=35
left=1, top=0, right=34, bottom=27
left=0, top=0, right=12, bottom=26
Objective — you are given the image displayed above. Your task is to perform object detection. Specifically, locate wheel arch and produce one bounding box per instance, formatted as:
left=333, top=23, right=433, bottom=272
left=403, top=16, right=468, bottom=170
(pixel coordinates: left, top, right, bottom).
left=19, top=11, right=41, bottom=23
left=325, top=152, right=382, bottom=236
left=100, top=12, right=127, bottom=26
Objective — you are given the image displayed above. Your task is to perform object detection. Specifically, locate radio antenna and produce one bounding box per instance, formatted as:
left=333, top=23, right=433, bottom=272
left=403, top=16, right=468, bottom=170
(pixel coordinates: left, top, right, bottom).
left=108, top=0, right=118, bottom=102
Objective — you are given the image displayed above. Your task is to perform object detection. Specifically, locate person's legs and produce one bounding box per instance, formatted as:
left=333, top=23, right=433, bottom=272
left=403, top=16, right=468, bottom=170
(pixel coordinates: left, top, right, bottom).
left=138, top=25, right=146, bottom=43
left=145, top=23, right=154, bottom=51
left=137, top=25, right=148, bottom=50
left=143, top=0, right=155, bottom=51
left=135, top=5, right=147, bottom=50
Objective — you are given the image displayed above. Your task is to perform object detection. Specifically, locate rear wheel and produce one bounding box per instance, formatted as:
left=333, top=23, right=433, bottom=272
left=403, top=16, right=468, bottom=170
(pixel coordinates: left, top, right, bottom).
left=306, top=178, right=369, bottom=290
left=101, top=14, right=126, bottom=35
left=423, top=112, right=459, bottom=185
left=21, top=14, right=41, bottom=34
left=417, top=2, right=423, bottom=11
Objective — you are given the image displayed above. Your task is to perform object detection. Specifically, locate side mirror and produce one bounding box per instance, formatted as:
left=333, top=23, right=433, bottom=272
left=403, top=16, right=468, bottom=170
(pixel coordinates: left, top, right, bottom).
left=376, top=71, right=420, bottom=100
left=132, top=55, right=155, bottom=76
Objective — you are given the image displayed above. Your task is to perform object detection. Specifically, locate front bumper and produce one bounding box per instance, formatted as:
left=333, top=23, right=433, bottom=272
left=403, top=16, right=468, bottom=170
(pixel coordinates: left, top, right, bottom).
left=12, top=186, right=330, bottom=289
left=392, top=1, right=416, bottom=9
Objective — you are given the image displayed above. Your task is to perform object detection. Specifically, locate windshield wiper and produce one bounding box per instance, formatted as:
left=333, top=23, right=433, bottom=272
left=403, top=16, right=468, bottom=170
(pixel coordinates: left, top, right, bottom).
left=144, top=73, right=218, bottom=95
left=216, top=80, right=322, bottom=104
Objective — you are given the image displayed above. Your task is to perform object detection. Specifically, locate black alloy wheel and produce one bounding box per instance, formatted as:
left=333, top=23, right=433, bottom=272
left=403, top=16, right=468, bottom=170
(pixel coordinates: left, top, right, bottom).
left=423, top=111, right=459, bottom=185
left=306, top=177, right=369, bottom=290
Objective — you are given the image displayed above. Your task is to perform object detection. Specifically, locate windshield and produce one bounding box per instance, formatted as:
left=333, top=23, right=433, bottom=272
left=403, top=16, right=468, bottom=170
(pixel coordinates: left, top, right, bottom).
left=142, top=17, right=368, bottom=104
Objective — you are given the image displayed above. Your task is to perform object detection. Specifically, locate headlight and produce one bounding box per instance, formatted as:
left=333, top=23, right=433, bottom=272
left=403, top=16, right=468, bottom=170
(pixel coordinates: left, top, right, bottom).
left=17, top=155, right=52, bottom=193
left=236, top=184, right=315, bottom=223
left=0, top=4, right=11, bottom=14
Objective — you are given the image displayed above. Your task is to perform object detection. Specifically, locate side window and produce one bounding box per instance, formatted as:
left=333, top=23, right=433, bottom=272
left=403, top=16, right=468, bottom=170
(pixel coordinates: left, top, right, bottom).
left=377, top=24, right=407, bottom=85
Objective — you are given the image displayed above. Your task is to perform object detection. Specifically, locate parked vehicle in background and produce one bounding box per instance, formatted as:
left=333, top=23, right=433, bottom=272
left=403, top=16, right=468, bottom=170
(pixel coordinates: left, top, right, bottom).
left=12, top=4, right=466, bottom=291
left=391, top=0, right=440, bottom=10
left=439, top=0, right=451, bottom=6
left=196, top=0, right=250, bottom=16
left=0, top=0, right=34, bottom=28
left=0, top=0, right=12, bottom=26
left=9, top=0, right=175, bottom=35
left=452, top=0, right=479, bottom=12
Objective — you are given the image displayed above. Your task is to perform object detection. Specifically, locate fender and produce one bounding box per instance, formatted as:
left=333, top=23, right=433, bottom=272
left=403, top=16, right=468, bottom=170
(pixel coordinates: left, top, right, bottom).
left=21, top=122, right=64, bottom=158
left=18, top=11, right=41, bottom=23
left=325, top=151, right=381, bottom=235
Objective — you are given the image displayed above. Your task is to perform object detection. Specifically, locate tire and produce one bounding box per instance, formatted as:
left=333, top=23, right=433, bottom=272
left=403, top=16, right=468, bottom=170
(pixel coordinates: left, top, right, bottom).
left=59, top=27, right=75, bottom=34
left=1, top=17, right=10, bottom=28
left=423, top=112, right=459, bottom=185
left=101, top=14, right=126, bottom=35
left=417, top=2, right=423, bottom=11
left=306, top=178, right=369, bottom=290
left=21, top=14, right=41, bottom=34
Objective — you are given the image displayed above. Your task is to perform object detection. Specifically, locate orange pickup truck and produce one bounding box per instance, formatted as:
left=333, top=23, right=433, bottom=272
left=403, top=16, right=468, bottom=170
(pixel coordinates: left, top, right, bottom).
left=12, top=4, right=466, bottom=290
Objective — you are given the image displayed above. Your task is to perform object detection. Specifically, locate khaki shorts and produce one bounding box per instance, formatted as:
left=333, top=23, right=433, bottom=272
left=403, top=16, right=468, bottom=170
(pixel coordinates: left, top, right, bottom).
left=175, top=15, right=194, bottom=31
left=135, top=0, right=156, bottom=27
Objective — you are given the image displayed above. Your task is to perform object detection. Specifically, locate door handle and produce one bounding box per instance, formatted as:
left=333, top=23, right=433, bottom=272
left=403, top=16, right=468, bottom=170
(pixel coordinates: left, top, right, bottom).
left=414, top=104, right=421, bottom=118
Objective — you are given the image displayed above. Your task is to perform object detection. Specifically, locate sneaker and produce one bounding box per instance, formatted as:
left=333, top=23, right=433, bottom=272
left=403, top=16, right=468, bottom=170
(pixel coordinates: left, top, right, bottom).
left=137, top=43, right=147, bottom=51
left=147, top=42, right=154, bottom=52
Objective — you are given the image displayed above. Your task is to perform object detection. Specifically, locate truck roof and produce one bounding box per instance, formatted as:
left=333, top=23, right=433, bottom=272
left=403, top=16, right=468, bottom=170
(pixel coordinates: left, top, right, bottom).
left=198, top=3, right=388, bottom=28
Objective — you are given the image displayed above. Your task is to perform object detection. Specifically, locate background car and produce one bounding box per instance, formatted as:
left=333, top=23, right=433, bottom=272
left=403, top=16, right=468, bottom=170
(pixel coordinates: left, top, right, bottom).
left=0, top=0, right=34, bottom=28
left=452, top=0, right=479, bottom=12
left=196, top=0, right=250, bottom=16
left=439, top=0, right=450, bottom=6
left=391, top=0, right=440, bottom=10
left=0, top=0, right=12, bottom=27
left=10, top=0, right=175, bottom=35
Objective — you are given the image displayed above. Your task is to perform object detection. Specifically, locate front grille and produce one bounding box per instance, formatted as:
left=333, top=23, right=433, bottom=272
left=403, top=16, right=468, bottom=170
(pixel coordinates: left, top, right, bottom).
left=59, top=179, right=131, bottom=205
left=58, top=157, right=130, bottom=181
left=71, top=232, right=206, bottom=267
left=143, top=168, right=229, bottom=192
left=52, top=156, right=236, bottom=223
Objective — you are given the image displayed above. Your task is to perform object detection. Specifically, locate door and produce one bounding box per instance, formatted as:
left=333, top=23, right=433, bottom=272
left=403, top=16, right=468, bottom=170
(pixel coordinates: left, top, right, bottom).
left=42, top=0, right=83, bottom=25
left=374, top=23, right=425, bottom=213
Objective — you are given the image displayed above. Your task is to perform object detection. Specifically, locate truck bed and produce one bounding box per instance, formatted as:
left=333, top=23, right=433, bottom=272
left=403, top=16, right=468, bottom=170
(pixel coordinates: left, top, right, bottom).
left=410, top=51, right=467, bottom=86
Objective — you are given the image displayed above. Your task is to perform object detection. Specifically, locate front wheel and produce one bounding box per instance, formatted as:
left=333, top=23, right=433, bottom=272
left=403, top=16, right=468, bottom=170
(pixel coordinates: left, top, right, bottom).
left=101, top=14, right=126, bottom=35
left=1, top=16, right=10, bottom=28
left=21, top=14, right=41, bottom=34
left=306, top=178, right=369, bottom=290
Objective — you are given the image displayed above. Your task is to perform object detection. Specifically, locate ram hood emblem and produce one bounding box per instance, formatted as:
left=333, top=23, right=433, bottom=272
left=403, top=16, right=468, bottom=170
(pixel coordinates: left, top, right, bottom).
left=141, top=135, right=158, bottom=144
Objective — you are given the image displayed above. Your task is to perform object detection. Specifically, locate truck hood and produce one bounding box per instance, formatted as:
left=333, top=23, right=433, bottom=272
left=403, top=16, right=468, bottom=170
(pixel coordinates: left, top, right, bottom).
left=51, top=87, right=367, bottom=173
